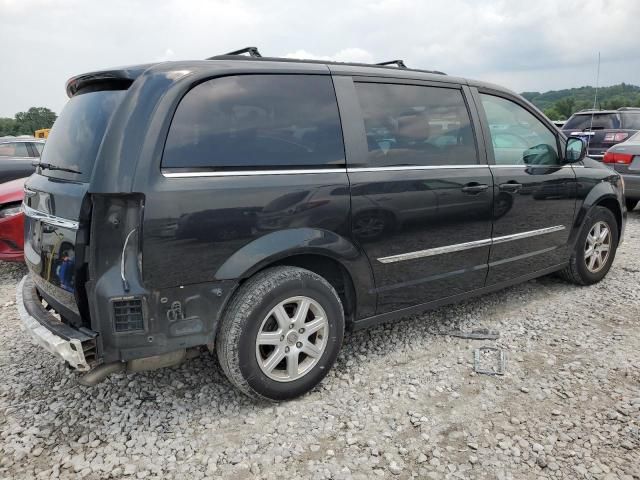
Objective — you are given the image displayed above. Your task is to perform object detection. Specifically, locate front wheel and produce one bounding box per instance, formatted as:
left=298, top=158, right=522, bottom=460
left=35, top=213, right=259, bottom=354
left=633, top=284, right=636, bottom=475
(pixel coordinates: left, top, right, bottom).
left=626, top=199, right=638, bottom=212
left=216, top=266, right=344, bottom=401
left=560, top=206, right=619, bottom=285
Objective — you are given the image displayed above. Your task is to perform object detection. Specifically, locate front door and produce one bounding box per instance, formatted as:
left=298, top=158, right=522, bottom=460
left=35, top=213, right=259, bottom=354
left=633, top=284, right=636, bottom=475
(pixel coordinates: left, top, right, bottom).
left=474, top=90, right=577, bottom=285
left=335, top=77, right=494, bottom=314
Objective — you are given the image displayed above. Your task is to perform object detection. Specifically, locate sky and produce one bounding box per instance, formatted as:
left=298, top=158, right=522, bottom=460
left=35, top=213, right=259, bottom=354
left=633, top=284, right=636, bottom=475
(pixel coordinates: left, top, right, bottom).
left=1, top=0, right=639, bottom=117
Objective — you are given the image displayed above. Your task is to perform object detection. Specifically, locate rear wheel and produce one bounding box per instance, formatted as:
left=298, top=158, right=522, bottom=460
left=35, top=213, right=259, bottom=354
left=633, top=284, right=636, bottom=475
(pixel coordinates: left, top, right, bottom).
left=560, top=206, right=618, bottom=285
left=626, top=199, right=638, bottom=212
left=216, top=266, right=344, bottom=401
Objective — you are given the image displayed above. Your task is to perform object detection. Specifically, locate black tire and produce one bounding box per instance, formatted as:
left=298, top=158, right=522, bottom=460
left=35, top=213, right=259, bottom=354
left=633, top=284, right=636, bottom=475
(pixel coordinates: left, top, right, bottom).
left=626, top=199, right=638, bottom=212
left=216, top=266, right=344, bottom=401
left=559, top=206, right=619, bottom=285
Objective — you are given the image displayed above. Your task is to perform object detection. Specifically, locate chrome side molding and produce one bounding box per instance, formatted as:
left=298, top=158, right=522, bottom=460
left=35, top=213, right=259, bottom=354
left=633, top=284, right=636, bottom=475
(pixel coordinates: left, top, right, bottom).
left=491, top=225, right=566, bottom=245
left=378, top=238, right=492, bottom=264
left=378, top=225, right=566, bottom=264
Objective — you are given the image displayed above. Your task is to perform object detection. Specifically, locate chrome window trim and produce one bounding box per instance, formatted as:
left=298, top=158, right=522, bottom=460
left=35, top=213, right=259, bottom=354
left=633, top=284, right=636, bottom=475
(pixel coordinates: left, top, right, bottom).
left=22, top=204, right=79, bottom=230
left=377, top=225, right=566, bottom=264
left=162, top=168, right=347, bottom=178
left=161, top=164, right=583, bottom=177
left=489, top=164, right=575, bottom=168
left=348, top=165, right=488, bottom=172
left=162, top=165, right=489, bottom=177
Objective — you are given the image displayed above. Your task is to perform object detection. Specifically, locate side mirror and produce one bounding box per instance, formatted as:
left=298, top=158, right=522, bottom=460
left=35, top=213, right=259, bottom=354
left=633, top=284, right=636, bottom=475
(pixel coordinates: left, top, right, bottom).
left=565, top=137, right=586, bottom=163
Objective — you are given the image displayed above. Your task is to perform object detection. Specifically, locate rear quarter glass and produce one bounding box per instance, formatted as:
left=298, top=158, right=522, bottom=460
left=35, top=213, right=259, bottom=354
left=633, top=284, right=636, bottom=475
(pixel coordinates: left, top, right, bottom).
left=40, top=90, right=125, bottom=182
left=621, top=112, right=640, bottom=130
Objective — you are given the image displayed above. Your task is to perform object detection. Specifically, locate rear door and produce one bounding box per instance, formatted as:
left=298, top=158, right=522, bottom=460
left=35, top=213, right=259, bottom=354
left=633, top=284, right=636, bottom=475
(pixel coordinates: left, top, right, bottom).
left=334, top=77, right=494, bottom=314
left=473, top=89, right=577, bottom=285
left=23, top=89, right=126, bottom=325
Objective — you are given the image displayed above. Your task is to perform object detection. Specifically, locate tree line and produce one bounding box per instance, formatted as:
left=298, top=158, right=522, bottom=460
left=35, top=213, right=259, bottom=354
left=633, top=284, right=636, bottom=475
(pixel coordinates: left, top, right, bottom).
left=2, top=85, right=639, bottom=136
left=522, top=83, right=640, bottom=121
left=0, top=107, right=57, bottom=137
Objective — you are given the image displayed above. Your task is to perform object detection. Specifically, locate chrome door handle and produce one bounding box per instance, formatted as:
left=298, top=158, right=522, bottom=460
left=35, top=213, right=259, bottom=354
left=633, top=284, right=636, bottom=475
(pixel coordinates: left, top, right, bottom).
left=499, top=182, right=523, bottom=192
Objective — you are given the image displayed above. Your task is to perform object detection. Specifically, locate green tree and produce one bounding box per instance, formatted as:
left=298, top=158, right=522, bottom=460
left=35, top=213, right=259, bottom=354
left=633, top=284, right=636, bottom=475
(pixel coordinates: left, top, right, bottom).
left=543, top=107, right=562, bottom=120
left=0, top=118, right=18, bottom=137
left=554, top=98, right=575, bottom=119
left=13, top=107, right=57, bottom=135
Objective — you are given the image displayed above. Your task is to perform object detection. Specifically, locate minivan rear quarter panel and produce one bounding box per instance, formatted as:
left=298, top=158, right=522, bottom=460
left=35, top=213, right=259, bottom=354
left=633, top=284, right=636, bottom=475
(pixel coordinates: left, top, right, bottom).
left=130, top=64, right=378, bottom=321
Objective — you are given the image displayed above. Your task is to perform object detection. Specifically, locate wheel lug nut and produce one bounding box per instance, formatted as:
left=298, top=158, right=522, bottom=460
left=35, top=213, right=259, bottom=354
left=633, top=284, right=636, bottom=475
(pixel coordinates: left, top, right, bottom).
left=296, top=342, right=302, bottom=348
left=280, top=335, right=285, bottom=341
left=289, top=324, right=294, bottom=330
left=298, top=328, right=305, bottom=333
left=285, top=346, right=290, bottom=353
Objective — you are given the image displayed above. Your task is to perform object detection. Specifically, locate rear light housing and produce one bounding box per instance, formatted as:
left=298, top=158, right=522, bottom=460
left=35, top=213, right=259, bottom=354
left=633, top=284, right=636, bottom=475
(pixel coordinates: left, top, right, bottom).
left=603, top=151, right=635, bottom=164
left=604, top=132, right=629, bottom=142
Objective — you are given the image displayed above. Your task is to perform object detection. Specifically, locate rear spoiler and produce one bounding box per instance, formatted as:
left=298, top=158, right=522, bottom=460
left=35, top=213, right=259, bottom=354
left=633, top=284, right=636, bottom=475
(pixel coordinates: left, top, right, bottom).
left=65, top=63, right=157, bottom=97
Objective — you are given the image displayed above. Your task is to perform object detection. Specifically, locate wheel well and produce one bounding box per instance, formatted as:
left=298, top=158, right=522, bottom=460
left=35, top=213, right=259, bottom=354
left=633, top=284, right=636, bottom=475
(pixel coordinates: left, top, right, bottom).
left=594, top=197, right=622, bottom=239
left=264, top=254, right=357, bottom=324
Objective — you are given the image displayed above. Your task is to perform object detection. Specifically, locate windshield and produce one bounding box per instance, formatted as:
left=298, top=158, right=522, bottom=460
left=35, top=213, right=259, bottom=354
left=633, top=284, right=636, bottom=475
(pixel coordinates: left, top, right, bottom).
left=563, top=113, right=620, bottom=131
left=40, top=90, right=125, bottom=181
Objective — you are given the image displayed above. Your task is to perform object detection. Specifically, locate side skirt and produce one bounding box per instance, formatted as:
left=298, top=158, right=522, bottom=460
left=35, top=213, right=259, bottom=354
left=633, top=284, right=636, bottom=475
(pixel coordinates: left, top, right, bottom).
left=351, top=263, right=566, bottom=331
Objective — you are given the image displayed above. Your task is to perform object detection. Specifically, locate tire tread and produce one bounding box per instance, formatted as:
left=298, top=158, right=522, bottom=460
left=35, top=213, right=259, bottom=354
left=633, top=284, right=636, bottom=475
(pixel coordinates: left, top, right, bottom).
left=216, top=266, right=343, bottom=401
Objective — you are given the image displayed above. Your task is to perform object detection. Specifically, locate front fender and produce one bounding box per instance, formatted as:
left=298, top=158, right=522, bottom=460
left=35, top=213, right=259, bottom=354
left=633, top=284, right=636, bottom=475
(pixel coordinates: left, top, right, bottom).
left=215, top=228, right=377, bottom=318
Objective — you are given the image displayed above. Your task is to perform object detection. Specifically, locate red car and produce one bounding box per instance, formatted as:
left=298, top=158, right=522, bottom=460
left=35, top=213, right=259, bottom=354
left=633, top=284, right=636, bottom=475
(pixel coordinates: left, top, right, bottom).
left=0, top=177, right=26, bottom=262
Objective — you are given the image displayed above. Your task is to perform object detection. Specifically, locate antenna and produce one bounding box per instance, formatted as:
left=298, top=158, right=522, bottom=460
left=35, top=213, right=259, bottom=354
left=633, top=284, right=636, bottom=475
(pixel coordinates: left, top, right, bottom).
left=587, top=52, right=601, bottom=143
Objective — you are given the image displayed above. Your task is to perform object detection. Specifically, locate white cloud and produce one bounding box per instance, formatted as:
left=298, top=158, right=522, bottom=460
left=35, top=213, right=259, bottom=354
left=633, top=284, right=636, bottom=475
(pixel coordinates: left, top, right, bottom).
left=285, top=48, right=375, bottom=64
left=0, top=0, right=639, bottom=116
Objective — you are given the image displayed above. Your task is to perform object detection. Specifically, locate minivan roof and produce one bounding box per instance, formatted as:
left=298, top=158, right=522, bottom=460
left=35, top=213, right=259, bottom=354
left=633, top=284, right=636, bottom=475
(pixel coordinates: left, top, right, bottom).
left=65, top=54, right=517, bottom=99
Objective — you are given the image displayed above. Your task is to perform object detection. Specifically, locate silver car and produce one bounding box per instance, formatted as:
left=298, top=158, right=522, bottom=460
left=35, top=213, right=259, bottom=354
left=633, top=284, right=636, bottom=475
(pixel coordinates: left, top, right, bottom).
left=0, top=137, right=45, bottom=183
left=604, top=130, right=640, bottom=211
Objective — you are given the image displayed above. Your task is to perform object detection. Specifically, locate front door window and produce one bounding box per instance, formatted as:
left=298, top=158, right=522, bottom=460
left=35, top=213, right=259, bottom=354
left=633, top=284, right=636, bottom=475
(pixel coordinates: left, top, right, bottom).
left=480, top=95, right=559, bottom=166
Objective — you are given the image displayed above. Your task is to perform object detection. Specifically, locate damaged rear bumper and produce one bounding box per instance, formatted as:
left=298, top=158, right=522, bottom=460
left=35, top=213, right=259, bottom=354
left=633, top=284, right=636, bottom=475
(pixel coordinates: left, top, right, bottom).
left=16, top=275, right=97, bottom=371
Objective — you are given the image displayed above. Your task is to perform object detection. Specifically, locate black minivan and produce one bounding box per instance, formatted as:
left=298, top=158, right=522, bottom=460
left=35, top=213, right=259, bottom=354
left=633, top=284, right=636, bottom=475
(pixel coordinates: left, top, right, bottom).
left=18, top=49, right=626, bottom=400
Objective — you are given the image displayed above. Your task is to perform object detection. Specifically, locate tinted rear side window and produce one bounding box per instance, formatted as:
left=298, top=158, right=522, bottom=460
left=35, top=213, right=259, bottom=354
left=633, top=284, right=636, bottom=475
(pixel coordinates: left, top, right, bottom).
left=563, top=113, right=620, bottom=131
left=621, top=112, right=640, bottom=130
left=41, top=90, right=125, bottom=181
left=353, top=82, right=478, bottom=167
left=162, top=75, right=345, bottom=171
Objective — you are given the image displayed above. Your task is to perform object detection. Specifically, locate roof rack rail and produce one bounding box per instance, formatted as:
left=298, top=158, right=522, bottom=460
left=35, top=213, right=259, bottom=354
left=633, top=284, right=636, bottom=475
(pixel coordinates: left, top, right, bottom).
left=376, top=59, right=407, bottom=69
left=206, top=47, right=447, bottom=76
left=208, top=46, right=262, bottom=59
left=617, top=107, right=640, bottom=111
left=578, top=108, right=602, bottom=113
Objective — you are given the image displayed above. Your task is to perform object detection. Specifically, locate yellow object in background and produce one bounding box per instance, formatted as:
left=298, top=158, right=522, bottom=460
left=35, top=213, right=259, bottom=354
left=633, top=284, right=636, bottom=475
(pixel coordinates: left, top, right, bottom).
left=34, top=128, right=50, bottom=139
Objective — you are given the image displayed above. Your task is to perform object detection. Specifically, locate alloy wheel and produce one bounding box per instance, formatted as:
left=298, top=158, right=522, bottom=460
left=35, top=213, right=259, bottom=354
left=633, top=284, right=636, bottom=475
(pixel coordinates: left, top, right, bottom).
left=584, top=220, right=612, bottom=273
left=255, top=296, right=329, bottom=382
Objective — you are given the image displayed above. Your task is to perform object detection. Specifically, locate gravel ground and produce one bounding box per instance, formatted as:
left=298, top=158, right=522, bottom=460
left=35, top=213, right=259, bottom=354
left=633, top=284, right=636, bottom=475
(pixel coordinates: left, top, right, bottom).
left=1, top=215, right=639, bottom=480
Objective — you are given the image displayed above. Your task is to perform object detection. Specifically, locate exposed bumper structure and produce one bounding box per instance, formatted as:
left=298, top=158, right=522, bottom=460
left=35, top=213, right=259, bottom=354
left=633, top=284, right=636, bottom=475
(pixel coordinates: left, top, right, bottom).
left=16, top=275, right=96, bottom=371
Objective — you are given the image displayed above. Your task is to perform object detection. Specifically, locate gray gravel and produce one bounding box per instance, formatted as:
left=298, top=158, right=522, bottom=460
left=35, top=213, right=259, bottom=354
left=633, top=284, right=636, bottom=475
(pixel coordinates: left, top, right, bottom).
left=1, top=214, right=640, bottom=480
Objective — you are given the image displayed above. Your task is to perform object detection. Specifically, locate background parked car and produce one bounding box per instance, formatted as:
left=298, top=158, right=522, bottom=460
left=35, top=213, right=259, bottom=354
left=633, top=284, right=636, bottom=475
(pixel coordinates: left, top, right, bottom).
left=561, top=107, right=640, bottom=160
left=0, top=177, right=26, bottom=262
left=604, top=130, right=640, bottom=211
left=0, top=138, right=44, bottom=183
